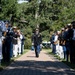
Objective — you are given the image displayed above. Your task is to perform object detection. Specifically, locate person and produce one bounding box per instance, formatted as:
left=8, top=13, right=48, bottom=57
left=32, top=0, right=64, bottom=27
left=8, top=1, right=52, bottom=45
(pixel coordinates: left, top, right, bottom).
left=0, top=21, right=6, bottom=62
left=4, top=22, right=12, bottom=62
left=6, top=22, right=14, bottom=61
left=64, top=24, right=71, bottom=62
left=8, top=24, right=13, bottom=58
left=68, top=21, right=75, bottom=64
left=50, top=33, right=55, bottom=53
left=17, top=30, right=23, bottom=55
left=31, top=28, right=42, bottom=57
left=53, top=31, right=59, bottom=54
left=21, top=33, right=25, bottom=54
left=59, top=28, right=66, bottom=59
left=12, top=26, right=18, bottom=57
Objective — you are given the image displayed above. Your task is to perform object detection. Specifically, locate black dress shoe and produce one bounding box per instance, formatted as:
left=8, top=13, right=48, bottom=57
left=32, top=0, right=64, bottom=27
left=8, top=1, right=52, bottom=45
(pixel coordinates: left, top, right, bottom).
left=36, top=55, right=39, bottom=58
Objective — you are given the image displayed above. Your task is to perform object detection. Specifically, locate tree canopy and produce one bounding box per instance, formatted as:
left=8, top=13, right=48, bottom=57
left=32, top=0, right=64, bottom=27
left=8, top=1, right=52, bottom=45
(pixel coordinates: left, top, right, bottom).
left=0, top=0, right=75, bottom=40
left=0, top=0, right=17, bottom=21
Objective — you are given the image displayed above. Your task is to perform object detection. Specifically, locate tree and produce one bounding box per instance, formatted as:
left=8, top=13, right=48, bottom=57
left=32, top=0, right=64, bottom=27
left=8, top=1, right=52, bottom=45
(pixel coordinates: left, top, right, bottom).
left=14, top=0, right=75, bottom=41
left=0, top=0, right=74, bottom=47
left=0, top=0, right=17, bottom=21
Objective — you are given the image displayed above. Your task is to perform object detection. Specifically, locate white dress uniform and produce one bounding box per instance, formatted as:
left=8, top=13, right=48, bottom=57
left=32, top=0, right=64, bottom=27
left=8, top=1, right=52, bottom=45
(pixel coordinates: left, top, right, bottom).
left=18, top=34, right=23, bottom=55
left=0, top=21, right=6, bottom=60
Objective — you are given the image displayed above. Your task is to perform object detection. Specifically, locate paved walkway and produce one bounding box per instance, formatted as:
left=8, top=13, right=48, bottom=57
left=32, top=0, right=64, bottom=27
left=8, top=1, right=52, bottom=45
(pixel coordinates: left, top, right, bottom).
left=0, top=50, right=75, bottom=75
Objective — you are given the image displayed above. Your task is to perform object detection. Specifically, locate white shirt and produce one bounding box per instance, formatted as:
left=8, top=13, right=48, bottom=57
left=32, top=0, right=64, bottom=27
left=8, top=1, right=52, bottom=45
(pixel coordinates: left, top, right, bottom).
left=54, top=35, right=58, bottom=42
left=18, top=34, right=23, bottom=44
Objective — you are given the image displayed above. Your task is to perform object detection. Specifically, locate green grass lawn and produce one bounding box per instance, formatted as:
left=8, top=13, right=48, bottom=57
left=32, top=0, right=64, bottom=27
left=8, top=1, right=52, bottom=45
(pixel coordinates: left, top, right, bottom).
left=0, top=49, right=29, bottom=71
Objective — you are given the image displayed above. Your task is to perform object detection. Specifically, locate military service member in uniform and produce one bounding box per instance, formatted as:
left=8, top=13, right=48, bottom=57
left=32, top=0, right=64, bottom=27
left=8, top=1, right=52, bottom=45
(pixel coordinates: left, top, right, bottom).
left=31, top=28, right=42, bottom=57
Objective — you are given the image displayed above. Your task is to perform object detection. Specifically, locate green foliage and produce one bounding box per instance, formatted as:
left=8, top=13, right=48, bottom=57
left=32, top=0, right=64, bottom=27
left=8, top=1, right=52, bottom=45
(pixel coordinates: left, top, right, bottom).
left=41, top=30, right=50, bottom=41
left=0, top=0, right=17, bottom=20
left=1, top=0, right=75, bottom=44
left=24, top=38, right=31, bottom=49
left=25, top=27, right=32, bottom=38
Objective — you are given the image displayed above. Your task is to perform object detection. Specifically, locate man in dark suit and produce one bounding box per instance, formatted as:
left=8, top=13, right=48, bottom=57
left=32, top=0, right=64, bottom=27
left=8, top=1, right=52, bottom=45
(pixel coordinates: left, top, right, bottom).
left=64, top=24, right=71, bottom=62
left=31, top=28, right=42, bottom=57
left=68, top=21, right=75, bottom=64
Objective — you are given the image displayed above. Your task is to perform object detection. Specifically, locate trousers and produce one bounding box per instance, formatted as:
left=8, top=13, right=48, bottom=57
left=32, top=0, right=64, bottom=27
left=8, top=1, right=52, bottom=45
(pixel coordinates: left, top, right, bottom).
left=18, top=43, right=21, bottom=54
left=13, top=44, right=18, bottom=57
left=34, top=45, right=41, bottom=57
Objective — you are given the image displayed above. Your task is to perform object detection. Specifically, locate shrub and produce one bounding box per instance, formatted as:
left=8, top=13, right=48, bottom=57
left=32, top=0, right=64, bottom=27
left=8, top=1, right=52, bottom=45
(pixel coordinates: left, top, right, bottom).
left=24, top=38, right=32, bottom=49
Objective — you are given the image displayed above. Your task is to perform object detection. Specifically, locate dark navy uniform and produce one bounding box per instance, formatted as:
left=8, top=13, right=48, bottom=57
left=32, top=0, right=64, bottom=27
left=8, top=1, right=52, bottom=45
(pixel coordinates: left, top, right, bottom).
left=32, top=33, right=42, bottom=57
left=5, top=26, right=13, bottom=62
left=68, top=21, right=75, bottom=64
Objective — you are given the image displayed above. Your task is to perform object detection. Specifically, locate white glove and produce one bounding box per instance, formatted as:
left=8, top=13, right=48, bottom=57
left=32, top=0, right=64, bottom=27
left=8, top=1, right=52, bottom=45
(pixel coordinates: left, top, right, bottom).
left=32, top=43, right=34, bottom=45
left=40, top=44, right=42, bottom=47
left=2, top=36, right=5, bottom=41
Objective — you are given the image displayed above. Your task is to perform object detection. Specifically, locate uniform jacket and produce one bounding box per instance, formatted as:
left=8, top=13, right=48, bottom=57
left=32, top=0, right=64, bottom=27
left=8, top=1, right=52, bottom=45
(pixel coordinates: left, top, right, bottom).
left=31, top=33, right=42, bottom=46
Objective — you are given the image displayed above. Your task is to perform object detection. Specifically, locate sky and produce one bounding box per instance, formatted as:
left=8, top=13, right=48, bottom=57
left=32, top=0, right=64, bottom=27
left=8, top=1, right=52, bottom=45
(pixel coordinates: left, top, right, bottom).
left=18, top=0, right=29, bottom=4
